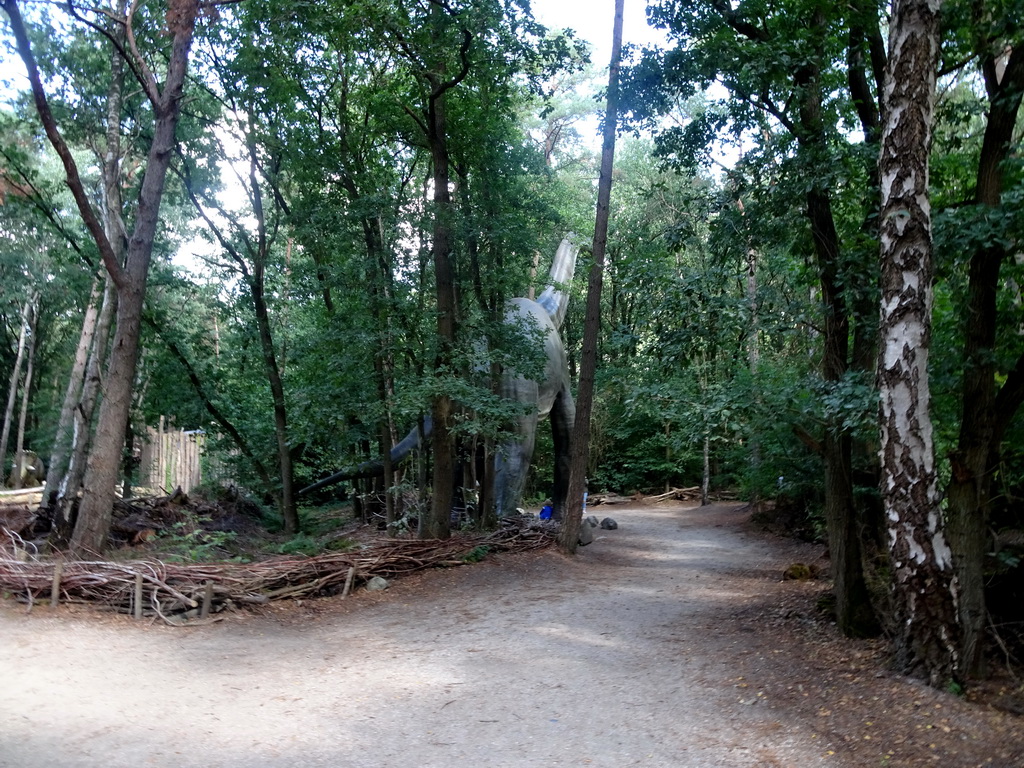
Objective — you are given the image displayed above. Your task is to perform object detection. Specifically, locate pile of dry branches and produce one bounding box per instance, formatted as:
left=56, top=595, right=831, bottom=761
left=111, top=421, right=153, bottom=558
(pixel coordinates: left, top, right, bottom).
left=647, top=487, right=702, bottom=502
left=0, top=520, right=556, bottom=625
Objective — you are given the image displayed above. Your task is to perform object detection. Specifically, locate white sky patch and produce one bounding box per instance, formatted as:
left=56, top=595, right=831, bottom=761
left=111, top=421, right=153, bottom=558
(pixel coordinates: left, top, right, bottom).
left=533, top=0, right=669, bottom=151
left=533, top=0, right=667, bottom=68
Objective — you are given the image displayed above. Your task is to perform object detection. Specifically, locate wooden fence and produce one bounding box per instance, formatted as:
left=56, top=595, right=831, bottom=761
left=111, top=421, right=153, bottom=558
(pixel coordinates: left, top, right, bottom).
left=137, top=418, right=205, bottom=494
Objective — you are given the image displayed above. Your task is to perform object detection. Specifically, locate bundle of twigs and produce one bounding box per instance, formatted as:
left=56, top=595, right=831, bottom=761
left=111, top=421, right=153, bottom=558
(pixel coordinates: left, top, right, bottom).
left=0, top=520, right=557, bottom=625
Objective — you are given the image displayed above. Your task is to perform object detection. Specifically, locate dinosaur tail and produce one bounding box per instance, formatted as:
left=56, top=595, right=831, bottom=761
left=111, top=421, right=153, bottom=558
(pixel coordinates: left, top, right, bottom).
left=298, top=416, right=432, bottom=495
left=535, top=236, right=578, bottom=330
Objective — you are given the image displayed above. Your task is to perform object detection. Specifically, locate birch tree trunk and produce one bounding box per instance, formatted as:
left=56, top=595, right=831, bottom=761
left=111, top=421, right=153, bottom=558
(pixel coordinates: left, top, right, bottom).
left=42, top=278, right=102, bottom=503
left=12, top=300, right=38, bottom=490
left=52, top=278, right=116, bottom=544
left=877, top=0, right=960, bottom=686
left=0, top=297, right=33, bottom=481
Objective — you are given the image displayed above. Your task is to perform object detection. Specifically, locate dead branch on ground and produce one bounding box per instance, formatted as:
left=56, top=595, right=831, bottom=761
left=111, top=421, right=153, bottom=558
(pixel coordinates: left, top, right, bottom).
left=0, top=520, right=556, bottom=624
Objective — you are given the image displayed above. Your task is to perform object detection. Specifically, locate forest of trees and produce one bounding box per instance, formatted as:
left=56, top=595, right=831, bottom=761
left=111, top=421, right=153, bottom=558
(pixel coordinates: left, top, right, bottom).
left=0, top=0, right=1021, bottom=688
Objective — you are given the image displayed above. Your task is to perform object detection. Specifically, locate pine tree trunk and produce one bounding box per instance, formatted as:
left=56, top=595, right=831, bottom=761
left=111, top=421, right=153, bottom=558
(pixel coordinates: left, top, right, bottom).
left=422, top=5, right=460, bottom=540
left=877, top=0, right=959, bottom=686
left=559, top=0, right=623, bottom=553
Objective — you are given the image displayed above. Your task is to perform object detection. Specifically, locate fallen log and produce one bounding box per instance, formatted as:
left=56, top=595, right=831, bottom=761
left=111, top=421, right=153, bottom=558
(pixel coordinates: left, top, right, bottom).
left=648, top=487, right=702, bottom=502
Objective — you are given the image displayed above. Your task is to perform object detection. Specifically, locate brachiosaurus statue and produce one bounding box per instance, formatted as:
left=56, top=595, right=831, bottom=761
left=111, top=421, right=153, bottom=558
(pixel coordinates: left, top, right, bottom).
left=301, top=236, right=578, bottom=519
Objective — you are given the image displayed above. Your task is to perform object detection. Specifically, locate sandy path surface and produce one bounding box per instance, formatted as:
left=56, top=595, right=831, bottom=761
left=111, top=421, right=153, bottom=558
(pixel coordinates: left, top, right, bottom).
left=2, top=503, right=1019, bottom=767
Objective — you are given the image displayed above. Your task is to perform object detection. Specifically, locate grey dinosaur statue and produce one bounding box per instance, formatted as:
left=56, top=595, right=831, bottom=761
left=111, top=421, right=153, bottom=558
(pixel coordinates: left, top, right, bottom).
left=301, top=236, right=578, bottom=519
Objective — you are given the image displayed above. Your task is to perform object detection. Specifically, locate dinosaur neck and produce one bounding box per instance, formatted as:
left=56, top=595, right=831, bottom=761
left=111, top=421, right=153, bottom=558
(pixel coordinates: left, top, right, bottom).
left=536, top=237, right=578, bottom=330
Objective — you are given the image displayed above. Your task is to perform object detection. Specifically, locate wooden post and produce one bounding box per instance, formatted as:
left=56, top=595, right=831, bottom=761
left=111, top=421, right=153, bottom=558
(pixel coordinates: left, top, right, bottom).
left=200, top=580, right=213, bottom=619
left=50, top=561, right=63, bottom=607
left=342, top=566, right=356, bottom=598
left=134, top=572, right=143, bottom=620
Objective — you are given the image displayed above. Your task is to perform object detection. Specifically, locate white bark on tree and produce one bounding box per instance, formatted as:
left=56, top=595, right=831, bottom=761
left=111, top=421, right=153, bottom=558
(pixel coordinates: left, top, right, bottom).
left=12, top=300, right=38, bottom=490
left=56, top=278, right=116, bottom=534
left=0, top=297, right=33, bottom=481
left=43, top=278, right=102, bottom=500
left=877, top=0, right=960, bottom=686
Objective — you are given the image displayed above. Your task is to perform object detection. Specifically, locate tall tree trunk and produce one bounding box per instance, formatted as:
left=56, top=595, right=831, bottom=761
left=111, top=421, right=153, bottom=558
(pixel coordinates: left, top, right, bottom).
left=796, top=8, right=876, bottom=637
left=0, top=297, right=32, bottom=481
left=945, top=42, right=1024, bottom=678
left=877, top=0, right=959, bottom=687
left=810, top=186, right=876, bottom=637
left=252, top=274, right=298, bottom=534
left=559, top=0, right=623, bottom=553
left=42, top=278, right=102, bottom=504
left=421, top=5, right=469, bottom=541
left=3, top=0, right=199, bottom=552
left=425, top=129, right=455, bottom=540
left=12, top=301, right=38, bottom=490
left=243, top=137, right=300, bottom=536
left=69, top=2, right=200, bottom=554
left=48, top=9, right=130, bottom=524
left=843, top=4, right=890, bottom=615
left=701, top=433, right=711, bottom=506
left=52, top=278, right=116, bottom=544
left=737, top=197, right=762, bottom=484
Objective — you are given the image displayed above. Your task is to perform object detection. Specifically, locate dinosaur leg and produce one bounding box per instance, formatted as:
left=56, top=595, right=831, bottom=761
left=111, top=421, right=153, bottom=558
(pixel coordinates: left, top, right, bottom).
left=494, top=379, right=539, bottom=517
left=549, top=384, right=576, bottom=520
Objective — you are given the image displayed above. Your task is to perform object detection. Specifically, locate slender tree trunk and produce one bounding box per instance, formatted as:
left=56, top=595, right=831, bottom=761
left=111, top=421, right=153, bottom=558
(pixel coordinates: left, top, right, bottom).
left=12, top=301, right=38, bottom=490
left=796, top=10, right=877, bottom=636
left=52, top=278, right=116, bottom=544
left=425, top=148, right=455, bottom=540
left=42, top=278, right=102, bottom=503
left=945, top=44, right=1024, bottom=678
left=251, top=272, right=299, bottom=534
left=738, top=197, right=762, bottom=484
left=560, top=0, right=623, bottom=553
left=231, top=132, right=300, bottom=535
left=701, top=433, right=710, bottom=506
left=877, top=0, right=959, bottom=687
left=0, top=297, right=32, bottom=481
left=63, top=21, right=128, bottom=545
left=421, top=5, right=463, bottom=541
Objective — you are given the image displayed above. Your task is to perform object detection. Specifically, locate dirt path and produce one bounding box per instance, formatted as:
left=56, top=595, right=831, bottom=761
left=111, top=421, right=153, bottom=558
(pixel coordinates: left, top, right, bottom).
left=2, top=503, right=1021, bottom=767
